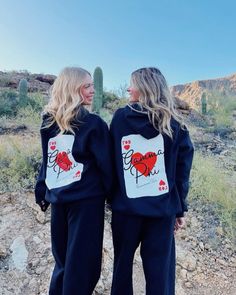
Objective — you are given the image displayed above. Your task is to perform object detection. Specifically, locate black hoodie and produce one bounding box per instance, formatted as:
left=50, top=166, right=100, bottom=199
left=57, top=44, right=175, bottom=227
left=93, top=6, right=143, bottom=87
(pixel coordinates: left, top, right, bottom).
left=35, top=107, right=113, bottom=204
left=110, top=103, right=194, bottom=217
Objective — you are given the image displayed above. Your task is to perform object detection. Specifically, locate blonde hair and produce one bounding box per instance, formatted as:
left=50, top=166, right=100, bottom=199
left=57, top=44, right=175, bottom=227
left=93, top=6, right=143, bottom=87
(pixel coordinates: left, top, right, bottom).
left=43, top=67, right=91, bottom=134
left=131, top=67, right=183, bottom=138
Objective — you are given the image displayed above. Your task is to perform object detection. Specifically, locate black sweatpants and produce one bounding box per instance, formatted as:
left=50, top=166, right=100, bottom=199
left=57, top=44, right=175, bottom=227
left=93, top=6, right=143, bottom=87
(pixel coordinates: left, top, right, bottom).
left=49, top=197, right=105, bottom=295
left=111, top=212, right=176, bottom=295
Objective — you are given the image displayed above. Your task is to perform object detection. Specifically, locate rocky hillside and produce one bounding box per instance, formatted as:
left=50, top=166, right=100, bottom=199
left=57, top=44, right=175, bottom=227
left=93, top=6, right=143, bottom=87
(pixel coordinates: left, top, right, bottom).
left=0, top=70, right=192, bottom=112
left=0, top=71, right=55, bottom=94
left=171, top=73, right=236, bottom=108
left=2, top=69, right=236, bottom=114
left=0, top=70, right=192, bottom=114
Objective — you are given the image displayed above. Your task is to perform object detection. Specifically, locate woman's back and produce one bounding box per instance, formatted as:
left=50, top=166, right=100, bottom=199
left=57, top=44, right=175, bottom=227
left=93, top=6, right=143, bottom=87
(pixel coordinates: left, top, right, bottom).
left=36, top=109, right=112, bottom=204
left=110, top=103, right=193, bottom=217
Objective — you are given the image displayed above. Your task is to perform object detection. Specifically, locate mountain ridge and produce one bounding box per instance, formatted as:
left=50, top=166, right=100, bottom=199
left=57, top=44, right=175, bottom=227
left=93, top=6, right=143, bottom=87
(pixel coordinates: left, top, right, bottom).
left=171, top=73, right=236, bottom=108
left=1, top=70, right=236, bottom=109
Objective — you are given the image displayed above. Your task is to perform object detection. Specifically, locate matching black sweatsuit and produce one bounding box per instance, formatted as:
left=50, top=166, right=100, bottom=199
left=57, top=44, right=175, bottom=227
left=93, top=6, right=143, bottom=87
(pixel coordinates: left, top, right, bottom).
left=35, top=103, right=194, bottom=295
left=35, top=107, right=113, bottom=295
left=109, top=103, right=194, bottom=295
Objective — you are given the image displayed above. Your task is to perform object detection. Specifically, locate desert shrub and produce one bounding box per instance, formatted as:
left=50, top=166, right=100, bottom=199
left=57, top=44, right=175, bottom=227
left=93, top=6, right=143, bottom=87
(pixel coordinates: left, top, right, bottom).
left=105, top=97, right=127, bottom=113
left=27, top=92, right=47, bottom=112
left=0, top=135, right=41, bottom=192
left=103, top=91, right=119, bottom=105
left=17, top=91, right=46, bottom=113
left=15, top=106, right=42, bottom=131
left=0, top=88, right=46, bottom=118
left=189, top=151, right=236, bottom=240
left=206, top=92, right=236, bottom=135
left=0, top=73, right=12, bottom=87
left=0, top=89, right=18, bottom=117
left=99, top=108, right=112, bottom=124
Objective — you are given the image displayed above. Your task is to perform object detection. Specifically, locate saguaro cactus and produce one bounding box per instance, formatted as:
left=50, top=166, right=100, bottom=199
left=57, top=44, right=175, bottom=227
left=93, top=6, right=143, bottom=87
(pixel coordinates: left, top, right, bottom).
left=18, top=78, right=28, bottom=108
left=201, top=92, right=207, bottom=115
left=93, top=67, right=103, bottom=113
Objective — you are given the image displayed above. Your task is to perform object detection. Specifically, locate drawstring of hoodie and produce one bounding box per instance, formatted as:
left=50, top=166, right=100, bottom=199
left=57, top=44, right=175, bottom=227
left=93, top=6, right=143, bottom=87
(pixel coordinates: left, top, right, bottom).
left=127, top=103, right=148, bottom=114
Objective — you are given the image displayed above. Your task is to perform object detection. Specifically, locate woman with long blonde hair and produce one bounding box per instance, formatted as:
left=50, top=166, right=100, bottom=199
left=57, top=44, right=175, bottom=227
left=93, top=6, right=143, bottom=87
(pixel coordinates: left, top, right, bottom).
left=35, top=67, right=113, bottom=295
left=110, top=67, right=194, bottom=295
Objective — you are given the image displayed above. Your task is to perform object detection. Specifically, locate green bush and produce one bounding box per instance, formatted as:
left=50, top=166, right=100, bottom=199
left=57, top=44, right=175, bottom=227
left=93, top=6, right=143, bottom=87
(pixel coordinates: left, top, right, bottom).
left=0, top=135, right=41, bottom=192
left=0, top=90, right=18, bottom=117
left=99, top=108, right=112, bottom=124
left=0, top=88, right=46, bottom=118
left=27, top=92, right=47, bottom=112
left=15, top=106, right=42, bottom=131
left=206, top=92, right=236, bottom=133
left=189, top=151, right=236, bottom=240
left=103, top=91, right=119, bottom=105
left=104, top=97, right=127, bottom=113
left=0, top=73, right=12, bottom=87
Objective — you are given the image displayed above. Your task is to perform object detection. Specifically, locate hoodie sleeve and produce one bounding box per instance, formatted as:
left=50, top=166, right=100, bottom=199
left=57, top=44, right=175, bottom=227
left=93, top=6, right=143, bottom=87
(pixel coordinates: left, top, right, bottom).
left=175, top=127, right=194, bottom=217
left=35, top=162, right=47, bottom=204
left=35, top=128, right=48, bottom=204
left=89, top=117, right=113, bottom=200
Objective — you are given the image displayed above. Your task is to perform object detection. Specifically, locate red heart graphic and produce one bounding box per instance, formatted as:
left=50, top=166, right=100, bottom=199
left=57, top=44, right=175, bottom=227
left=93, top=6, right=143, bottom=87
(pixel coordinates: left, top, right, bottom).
left=159, top=180, right=165, bottom=186
left=55, top=151, right=72, bottom=172
left=50, top=145, right=56, bottom=150
left=124, top=145, right=130, bottom=150
left=131, top=152, right=157, bottom=177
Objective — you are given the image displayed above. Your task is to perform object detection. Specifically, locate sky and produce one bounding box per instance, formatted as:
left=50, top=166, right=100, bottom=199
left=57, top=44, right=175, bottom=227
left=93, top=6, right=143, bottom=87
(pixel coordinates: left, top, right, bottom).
left=0, top=0, right=235, bottom=91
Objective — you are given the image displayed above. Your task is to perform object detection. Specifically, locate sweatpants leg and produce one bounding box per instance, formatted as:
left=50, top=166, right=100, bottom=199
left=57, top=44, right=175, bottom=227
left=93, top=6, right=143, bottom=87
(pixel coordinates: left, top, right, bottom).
left=140, top=216, right=176, bottom=295
left=111, top=212, right=142, bottom=295
left=62, top=197, right=105, bottom=295
left=49, top=204, right=68, bottom=295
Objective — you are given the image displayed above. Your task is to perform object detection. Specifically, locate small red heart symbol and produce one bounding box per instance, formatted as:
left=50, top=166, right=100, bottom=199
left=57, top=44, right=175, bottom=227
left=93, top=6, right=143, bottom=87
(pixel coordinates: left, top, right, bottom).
left=159, top=180, right=165, bottom=186
left=124, top=145, right=130, bottom=150
left=50, top=145, right=56, bottom=150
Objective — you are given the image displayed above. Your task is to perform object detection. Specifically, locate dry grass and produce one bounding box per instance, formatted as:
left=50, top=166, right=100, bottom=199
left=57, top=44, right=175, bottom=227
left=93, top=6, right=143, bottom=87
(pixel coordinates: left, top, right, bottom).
left=189, top=151, right=236, bottom=240
left=0, top=134, right=41, bottom=192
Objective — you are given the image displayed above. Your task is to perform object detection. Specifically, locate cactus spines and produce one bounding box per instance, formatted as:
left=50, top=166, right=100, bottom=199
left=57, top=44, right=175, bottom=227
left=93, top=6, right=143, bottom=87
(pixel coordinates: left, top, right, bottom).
left=201, top=92, right=207, bottom=115
left=93, top=67, right=103, bottom=113
left=18, top=78, right=28, bottom=108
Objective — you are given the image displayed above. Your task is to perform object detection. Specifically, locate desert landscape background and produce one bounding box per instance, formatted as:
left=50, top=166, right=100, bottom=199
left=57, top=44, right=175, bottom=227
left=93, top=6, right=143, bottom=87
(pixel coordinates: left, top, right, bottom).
left=0, top=69, right=235, bottom=294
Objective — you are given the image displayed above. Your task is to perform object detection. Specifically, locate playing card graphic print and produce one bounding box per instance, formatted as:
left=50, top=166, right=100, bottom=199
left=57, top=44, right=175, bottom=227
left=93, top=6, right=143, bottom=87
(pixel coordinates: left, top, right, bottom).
left=122, top=134, right=169, bottom=198
left=46, top=134, right=84, bottom=189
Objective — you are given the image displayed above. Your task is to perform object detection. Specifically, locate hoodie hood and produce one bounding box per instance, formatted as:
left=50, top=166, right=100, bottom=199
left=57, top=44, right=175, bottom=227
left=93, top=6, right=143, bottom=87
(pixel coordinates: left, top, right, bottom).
left=124, top=103, right=159, bottom=139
